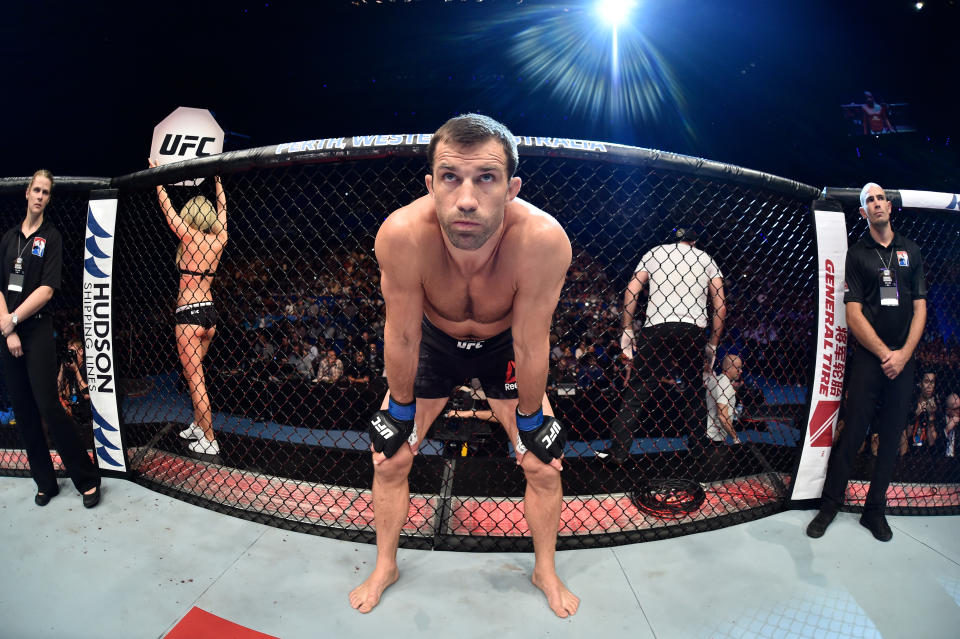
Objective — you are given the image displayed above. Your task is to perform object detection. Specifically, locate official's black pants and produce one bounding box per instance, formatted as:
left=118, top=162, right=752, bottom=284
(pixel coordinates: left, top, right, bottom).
left=820, top=348, right=914, bottom=516
left=1, top=315, right=100, bottom=495
left=609, top=322, right=706, bottom=456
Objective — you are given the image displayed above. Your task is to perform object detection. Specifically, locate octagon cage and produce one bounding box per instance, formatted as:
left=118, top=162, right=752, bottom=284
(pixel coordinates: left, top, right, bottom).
left=0, top=135, right=957, bottom=551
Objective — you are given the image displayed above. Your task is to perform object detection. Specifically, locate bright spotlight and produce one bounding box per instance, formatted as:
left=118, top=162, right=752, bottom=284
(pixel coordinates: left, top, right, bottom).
left=914, top=1, right=924, bottom=9
left=596, top=0, right=638, bottom=28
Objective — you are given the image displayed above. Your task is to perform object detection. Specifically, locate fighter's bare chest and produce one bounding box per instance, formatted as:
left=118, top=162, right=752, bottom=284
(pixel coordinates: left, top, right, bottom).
left=422, top=268, right=516, bottom=325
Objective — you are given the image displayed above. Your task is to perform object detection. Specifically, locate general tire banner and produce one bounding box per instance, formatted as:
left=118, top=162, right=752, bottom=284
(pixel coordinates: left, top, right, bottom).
left=792, top=200, right=848, bottom=500
left=83, top=190, right=126, bottom=473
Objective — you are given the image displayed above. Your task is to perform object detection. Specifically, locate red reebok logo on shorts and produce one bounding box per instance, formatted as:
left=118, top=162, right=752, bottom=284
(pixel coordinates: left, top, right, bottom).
left=505, top=361, right=516, bottom=384
left=808, top=400, right=840, bottom=447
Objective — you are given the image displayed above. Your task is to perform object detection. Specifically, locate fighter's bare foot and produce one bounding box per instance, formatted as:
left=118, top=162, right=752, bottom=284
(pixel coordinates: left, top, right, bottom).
left=532, top=570, right=579, bottom=618
left=349, top=566, right=399, bottom=613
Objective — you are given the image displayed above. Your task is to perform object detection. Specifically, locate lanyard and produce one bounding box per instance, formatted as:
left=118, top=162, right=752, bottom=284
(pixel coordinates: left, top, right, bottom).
left=874, top=246, right=894, bottom=270
left=13, top=234, right=33, bottom=271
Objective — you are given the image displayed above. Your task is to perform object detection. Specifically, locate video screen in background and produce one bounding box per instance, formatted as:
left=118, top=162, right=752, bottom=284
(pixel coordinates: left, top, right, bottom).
left=841, top=91, right=916, bottom=136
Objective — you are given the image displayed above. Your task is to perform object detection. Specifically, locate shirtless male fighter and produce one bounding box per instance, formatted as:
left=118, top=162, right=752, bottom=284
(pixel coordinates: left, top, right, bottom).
left=349, top=114, right=578, bottom=618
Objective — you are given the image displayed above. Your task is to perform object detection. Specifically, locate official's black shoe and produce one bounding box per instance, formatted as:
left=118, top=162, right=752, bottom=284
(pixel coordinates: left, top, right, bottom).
left=82, top=486, right=101, bottom=509
left=34, top=488, right=59, bottom=507
left=859, top=514, right=892, bottom=542
left=805, top=509, right=837, bottom=538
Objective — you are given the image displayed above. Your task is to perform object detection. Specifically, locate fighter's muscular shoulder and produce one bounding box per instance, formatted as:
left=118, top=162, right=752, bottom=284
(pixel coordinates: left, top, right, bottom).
left=375, top=196, right=439, bottom=273
left=503, top=199, right=571, bottom=276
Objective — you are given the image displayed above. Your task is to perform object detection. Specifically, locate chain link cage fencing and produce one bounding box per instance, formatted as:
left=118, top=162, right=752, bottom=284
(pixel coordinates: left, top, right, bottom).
left=0, top=138, right=956, bottom=550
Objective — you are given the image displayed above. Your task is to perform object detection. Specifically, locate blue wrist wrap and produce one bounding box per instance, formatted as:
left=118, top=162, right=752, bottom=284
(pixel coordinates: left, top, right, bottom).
left=516, top=408, right=544, bottom=432
left=388, top=396, right=415, bottom=421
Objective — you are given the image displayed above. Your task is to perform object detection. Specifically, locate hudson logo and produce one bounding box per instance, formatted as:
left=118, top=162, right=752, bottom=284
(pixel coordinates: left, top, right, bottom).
left=371, top=415, right=393, bottom=439
left=83, top=210, right=112, bottom=279
left=504, top=360, right=517, bottom=391
left=159, top=134, right=217, bottom=157
left=457, top=340, right=483, bottom=350
left=808, top=400, right=840, bottom=447
left=83, top=200, right=123, bottom=471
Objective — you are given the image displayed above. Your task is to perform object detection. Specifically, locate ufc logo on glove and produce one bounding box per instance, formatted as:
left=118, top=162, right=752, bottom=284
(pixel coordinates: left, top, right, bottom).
left=541, top=421, right=562, bottom=448
left=371, top=416, right=393, bottom=439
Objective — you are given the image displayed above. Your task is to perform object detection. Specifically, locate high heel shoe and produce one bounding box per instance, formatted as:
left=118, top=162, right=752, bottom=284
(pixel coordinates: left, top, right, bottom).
left=35, top=488, right=59, bottom=506
left=82, top=486, right=101, bottom=509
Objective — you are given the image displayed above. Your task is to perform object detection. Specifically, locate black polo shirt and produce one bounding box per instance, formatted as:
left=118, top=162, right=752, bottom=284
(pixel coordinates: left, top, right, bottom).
left=1, top=217, right=62, bottom=312
left=844, top=231, right=926, bottom=351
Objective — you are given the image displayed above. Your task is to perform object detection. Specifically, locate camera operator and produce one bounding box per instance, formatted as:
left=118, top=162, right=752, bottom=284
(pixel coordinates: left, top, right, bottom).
left=57, top=339, right=90, bottom=421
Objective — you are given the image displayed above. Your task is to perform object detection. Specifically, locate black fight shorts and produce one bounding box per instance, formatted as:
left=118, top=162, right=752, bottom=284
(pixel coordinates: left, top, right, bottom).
left=414, top=317, right=518, bottom=400
left=174, top=302, right=218, bottom=329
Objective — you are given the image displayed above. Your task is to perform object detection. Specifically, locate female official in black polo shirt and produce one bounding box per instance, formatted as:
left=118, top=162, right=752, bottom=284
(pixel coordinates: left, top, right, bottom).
left=0, top=170, right=101, bottom=507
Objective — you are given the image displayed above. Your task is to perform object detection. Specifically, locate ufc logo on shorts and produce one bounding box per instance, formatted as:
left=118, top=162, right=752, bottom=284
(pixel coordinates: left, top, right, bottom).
left=456, top=341, right=483, bottom=350
left=159, top=134, right=217, bottom=157
left=371, top=415, right=393, bottom=439
left=541, top=422, right=562, bottom=448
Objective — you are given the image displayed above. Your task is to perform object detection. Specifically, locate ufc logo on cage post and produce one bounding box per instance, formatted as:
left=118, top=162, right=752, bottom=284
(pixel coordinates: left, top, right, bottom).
left=158, top=134, right=217, bottom=157
left=150, top=106, right=224, bottom=186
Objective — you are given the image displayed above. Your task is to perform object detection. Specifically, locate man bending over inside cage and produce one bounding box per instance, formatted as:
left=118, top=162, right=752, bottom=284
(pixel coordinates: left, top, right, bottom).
left=349, top=114, right=578, bottom=618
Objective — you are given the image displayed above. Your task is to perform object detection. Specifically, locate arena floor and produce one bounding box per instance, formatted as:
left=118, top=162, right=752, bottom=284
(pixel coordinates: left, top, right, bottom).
left=2, top=476, right=958, bottom=638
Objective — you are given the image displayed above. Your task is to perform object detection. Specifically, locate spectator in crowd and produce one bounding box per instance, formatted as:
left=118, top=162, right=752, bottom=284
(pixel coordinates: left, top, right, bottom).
left=549, top=333, right=562, bottom=362
left=861, top=91, right=896, bottom=135
left=705, top=354, right=744, bottom=445
left=345, top=350, right=373, bottom=384
left=555, top=344, right=577, bottom=381
left=938, top=393, right=959, bottom=459
left=691, top=353, right=745, bottom=479
left=365, top=342, right=383, bottom=376
left=608, top=222, right=726, bottom=462
left=277, top=334, right=292, bottom=359
left=57, top=339, right=89, bottom=420
left=253, top=332, right=276, bottom=363
left=901, top=370, right=940, bottom=456
left=315, top=349, right=343, bottom=383
left=287, top=342, right=314, bottom=381
left=304, top=339, right=320, bottom=369
left=574, top=339, right=589, bottom=361
left=576, top=353, right=605, bottom=390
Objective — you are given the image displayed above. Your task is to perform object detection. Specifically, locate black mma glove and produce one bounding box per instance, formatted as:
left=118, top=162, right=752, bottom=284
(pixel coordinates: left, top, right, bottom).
left=516, top=407, right=566, bottom=465
left=369, top=396, right=415, bottom=458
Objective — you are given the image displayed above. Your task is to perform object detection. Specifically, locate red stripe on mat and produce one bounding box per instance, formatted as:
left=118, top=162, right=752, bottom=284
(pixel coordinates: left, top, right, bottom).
left=165, top=607, right=279, bottom=639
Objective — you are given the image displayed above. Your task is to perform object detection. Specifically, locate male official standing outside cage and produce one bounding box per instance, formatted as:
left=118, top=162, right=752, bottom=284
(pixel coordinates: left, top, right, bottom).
left=606, top=224, right=726, bottom=462
left=807, top=183, right=927, bottom=542
left=349, top=114, right=578, bottom=617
